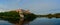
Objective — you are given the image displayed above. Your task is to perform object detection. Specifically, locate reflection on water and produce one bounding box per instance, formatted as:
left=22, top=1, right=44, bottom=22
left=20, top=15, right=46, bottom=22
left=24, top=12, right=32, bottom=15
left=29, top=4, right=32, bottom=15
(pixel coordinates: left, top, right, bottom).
left=30, top=17, right=60, bottom=25
left=0, top=17, right=60, bottom=25
left=0, top=20, right=13, bottom=25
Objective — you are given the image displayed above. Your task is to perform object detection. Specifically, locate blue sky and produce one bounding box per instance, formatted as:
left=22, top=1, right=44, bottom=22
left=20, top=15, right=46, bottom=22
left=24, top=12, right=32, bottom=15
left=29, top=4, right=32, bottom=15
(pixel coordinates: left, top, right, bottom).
left=0, top=0, right=60, bottom=14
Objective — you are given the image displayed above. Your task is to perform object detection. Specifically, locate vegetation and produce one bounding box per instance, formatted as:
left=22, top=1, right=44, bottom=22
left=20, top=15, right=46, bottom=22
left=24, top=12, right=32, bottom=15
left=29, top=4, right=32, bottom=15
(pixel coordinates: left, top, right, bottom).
left=0, top=11, right=37, bottom=24
left=0, top=10, right=60, bottom=24
left=37, top=13, right=60, bottom=18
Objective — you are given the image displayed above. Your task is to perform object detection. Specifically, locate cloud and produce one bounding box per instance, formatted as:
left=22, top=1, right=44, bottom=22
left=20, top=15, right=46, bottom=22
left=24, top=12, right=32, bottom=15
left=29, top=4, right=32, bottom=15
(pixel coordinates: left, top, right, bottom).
left=1, top=0, right=22, bottom=10
left=20, top=0, right=60, bottom=14
left=0, top=4, right=8, bottom=12
left=0, top=0, right=60, bottom=14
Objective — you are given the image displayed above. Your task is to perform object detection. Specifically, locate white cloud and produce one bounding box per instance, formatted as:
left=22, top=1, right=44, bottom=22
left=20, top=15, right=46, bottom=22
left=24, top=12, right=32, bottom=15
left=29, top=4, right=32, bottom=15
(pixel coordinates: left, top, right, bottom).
left=21, top=0, right=60, bottom=14
left=0, top=4, right=8, bottom=12
left=0, top=0, right=60, bottom=14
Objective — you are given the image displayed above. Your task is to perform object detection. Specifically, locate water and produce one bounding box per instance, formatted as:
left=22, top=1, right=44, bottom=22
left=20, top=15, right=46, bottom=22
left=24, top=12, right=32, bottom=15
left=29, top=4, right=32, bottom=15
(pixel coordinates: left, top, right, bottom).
left=30, top=17, right=60, bottom=25
left=0, top=17, right=60, bottom=25
left=0, top=20, right=13, bottom=25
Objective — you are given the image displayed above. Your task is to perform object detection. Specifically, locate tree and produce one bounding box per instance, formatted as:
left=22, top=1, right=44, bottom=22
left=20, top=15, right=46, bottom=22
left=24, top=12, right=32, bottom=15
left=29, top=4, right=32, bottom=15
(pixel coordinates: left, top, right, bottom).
left=0, top=10, right=37, bottom=25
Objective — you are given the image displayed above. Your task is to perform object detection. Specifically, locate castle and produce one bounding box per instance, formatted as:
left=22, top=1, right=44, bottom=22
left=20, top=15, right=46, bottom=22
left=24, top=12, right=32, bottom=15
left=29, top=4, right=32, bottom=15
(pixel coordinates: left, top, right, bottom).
left=16, top=8, right=31, bottom=14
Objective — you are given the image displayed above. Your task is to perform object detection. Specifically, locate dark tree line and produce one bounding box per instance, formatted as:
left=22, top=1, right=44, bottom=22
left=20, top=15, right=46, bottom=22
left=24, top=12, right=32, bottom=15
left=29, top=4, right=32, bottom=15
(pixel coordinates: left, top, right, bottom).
left=0, top=11, right=36, bottom=24
left=37, top=13, right=60, bottom=18
left=0, top=10, right=60, bottom=24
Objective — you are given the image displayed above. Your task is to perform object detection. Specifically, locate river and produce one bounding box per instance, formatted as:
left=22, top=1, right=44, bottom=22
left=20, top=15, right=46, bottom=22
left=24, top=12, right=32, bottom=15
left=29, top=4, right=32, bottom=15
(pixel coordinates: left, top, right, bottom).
left=0, top=17, right=60, bottom=25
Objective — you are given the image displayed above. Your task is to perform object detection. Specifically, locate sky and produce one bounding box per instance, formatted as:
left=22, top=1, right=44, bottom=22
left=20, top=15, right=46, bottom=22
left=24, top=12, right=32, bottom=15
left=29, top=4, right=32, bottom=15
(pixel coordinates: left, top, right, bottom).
left=0, top=0, right=60, bottom=15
